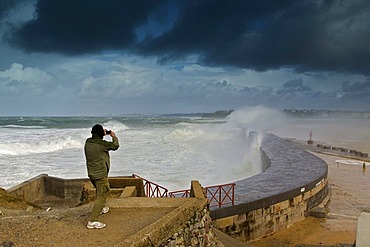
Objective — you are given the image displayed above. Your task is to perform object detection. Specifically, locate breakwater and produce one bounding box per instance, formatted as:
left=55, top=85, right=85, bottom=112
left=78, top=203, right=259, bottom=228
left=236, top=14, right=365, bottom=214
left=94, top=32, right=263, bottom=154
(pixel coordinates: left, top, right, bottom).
left=211, top=133, right=328, bottom=241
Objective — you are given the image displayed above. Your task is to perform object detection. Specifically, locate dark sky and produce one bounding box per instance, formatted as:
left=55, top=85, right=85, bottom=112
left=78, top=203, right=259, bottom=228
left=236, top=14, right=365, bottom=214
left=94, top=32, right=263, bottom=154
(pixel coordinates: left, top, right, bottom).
left=7, top=0, right=369, bottom=74
left=0, top=0, right=369, bottom=115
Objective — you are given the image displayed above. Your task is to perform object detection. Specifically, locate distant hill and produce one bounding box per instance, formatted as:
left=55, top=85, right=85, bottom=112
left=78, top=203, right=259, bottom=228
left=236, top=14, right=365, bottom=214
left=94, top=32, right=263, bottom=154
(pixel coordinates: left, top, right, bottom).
left=283, top=109, right=370, bottom=119
left=201, top=110, right=233, bottom=118
left=162, top=110, right=233, bottom=118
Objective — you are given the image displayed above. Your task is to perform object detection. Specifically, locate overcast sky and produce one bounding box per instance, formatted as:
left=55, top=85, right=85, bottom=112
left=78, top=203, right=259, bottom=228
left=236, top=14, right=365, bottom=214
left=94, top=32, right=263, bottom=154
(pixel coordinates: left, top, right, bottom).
left=0, top=0, right=369, bottom=116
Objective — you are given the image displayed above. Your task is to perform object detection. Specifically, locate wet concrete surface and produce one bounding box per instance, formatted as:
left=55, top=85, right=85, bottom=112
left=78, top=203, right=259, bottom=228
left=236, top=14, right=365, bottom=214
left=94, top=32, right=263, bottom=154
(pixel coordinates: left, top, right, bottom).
left=249, top=141, right=370, bottom=246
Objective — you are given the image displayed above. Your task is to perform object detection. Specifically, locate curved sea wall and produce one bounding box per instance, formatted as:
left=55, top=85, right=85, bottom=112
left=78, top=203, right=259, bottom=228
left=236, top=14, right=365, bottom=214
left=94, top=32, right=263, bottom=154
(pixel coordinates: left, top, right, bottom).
left=211, top=133, right=328, bottom=242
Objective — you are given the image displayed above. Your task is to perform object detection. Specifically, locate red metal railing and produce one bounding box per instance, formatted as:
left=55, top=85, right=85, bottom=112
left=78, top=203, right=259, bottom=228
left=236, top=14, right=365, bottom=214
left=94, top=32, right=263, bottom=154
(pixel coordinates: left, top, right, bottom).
left=168, top=189, right=191, bottom=198
left=132, top=174, right=169, bottom=197
left=205, top=183, right=235, bottom=208
left=132, top=174, right=235, bottom=208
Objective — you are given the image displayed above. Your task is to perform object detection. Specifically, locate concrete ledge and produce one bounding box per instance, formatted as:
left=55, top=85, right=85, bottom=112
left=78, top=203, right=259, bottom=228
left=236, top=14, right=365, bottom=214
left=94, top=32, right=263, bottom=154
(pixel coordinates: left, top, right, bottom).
left=111, top=198, right=209, bottom=247
left=7, top=174, right=48, bottom=202
left=356, top=212, right=370, bottom=247
left=7, top=176, right=146, bottom=206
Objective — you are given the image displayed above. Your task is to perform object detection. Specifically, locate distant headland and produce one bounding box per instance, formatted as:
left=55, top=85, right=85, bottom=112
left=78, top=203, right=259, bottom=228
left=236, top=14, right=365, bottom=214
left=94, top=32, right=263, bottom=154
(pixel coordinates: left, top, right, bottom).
left=164, top=108, right=370, bottom=119
left=283, top=109, right=370, bottom=119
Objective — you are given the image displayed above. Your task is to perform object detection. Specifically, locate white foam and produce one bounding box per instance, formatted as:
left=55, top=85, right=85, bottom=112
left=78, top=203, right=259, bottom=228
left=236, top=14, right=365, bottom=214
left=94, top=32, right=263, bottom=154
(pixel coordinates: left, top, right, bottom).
left=336, top=160, right=369, bottom=166
left=2, top=124, right=45, bottom=129
left=103, top=120, right=130, bottom=132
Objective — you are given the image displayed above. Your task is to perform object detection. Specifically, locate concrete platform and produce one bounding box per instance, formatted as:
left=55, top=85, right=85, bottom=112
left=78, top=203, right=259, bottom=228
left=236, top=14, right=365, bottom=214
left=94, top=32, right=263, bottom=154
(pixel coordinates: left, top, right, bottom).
left=0, top=197, right=212, bottom=247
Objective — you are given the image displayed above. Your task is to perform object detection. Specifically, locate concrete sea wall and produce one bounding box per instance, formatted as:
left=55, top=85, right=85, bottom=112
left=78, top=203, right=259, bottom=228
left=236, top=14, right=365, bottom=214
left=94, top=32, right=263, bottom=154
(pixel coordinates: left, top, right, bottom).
left=211, top=133, right=328, bottom=241
left=7, top=174, right=89, bottom=202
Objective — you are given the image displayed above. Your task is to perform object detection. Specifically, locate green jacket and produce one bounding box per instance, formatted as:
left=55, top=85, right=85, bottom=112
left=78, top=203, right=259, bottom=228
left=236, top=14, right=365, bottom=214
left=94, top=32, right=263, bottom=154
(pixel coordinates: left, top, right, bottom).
left=84, top=134, right=120, bottom=180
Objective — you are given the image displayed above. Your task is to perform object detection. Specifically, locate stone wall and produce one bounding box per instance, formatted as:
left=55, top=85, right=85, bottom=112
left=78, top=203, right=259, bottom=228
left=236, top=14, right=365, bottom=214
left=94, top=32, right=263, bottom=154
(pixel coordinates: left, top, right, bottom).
left=211, top=133, right=328, bottom=242
left=160, top=181, right=223, bottom=247
left=214, top=179, right=328, bottom=241
left=160, top=207, right=221, bottom=247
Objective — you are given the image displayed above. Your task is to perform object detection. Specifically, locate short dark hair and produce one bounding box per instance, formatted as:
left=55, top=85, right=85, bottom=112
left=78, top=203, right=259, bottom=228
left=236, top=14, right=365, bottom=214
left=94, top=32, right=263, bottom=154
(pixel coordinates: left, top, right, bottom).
left=91, top=124, right=104, bottom=138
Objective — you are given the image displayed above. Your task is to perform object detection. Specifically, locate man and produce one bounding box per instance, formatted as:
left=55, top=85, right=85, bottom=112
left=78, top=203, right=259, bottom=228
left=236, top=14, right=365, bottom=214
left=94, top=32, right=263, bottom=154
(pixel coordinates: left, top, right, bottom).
left=84, top=124, right=119, bottom=229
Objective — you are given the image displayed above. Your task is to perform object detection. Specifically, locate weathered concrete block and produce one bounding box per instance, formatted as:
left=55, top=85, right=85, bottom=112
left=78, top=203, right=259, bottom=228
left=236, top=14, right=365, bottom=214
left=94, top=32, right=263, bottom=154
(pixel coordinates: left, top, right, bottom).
left=109, top=177, right=145, bottom=197
left=356, top=212, right=370, bottom=247
left=275, top=200, right=290, bottom=211
left=290, top=195, right=303, bottom=206
left=190, top=180, right=205, bottom=199
left=120, top=186, right=137, bottom=198
left=309, top=207, right=327, bottom=218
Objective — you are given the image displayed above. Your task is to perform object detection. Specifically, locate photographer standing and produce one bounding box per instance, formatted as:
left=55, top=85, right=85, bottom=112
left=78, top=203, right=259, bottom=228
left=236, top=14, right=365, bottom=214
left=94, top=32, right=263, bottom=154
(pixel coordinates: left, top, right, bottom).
left=84, top=124, right=119, bottom=229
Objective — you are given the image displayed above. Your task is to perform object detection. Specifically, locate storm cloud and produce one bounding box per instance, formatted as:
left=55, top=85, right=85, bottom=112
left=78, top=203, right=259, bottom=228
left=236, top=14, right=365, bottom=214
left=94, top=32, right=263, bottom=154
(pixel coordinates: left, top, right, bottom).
left=3, top=0, right=370, bottom=75
left=139, top=0, right=370, bottom=75
left=0, top=0, right=21, bottom=19
left=6, top=0, right=164, bottom=54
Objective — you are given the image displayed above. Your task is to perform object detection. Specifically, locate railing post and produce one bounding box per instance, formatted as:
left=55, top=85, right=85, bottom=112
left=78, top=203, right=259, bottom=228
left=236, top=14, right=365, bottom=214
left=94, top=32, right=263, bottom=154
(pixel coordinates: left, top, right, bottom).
left=218, top=186, right=221, bottom=208
left=232, top=183, right=235, bottom=206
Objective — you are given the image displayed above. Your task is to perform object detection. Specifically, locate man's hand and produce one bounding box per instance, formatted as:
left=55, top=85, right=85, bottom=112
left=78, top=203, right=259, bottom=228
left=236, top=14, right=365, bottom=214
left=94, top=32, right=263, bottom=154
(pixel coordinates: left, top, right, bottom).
left=110, top=131, right=116, bottom=137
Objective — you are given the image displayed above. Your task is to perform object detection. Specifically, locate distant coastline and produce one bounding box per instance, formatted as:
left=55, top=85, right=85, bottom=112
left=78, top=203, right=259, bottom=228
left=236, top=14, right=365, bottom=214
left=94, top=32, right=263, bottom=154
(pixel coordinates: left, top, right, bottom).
left=162, top=110, right=233, bottom=118
left=283, top=109, right=370, bottom=119
left=163, top=108, right=370, bottom=119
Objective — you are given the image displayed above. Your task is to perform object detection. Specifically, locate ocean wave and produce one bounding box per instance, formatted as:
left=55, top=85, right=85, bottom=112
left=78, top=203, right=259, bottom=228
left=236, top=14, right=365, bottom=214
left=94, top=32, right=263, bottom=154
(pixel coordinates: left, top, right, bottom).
left=103, top=120, right=130, bottom=132
left=2, top=124, right=46, bottom=129
left=0, top=136, right=82, bottom=156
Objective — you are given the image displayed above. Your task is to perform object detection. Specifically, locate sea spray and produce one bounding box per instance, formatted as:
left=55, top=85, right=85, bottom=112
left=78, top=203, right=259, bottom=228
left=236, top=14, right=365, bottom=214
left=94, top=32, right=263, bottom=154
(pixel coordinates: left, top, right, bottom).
left=164, top=108, right=269, bottom=186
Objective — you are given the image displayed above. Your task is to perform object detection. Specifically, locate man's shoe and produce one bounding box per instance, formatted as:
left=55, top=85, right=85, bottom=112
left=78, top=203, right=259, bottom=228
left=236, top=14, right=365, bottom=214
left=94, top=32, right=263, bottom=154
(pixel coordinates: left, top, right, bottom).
left=100, top=206, right=109, bottom=214
left=87, top=221, right=106, bottom=229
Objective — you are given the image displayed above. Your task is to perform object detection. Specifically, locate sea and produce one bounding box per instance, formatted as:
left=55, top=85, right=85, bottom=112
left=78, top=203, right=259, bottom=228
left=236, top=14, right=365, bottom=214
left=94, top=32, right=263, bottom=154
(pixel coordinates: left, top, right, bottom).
left=1, top=107, right=370, bottom=190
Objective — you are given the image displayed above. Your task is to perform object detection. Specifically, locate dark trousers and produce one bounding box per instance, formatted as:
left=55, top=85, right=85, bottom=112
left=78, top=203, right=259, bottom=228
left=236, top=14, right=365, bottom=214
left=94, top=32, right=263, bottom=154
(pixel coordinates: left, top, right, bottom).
left=89, top=177, right=110, bottom=222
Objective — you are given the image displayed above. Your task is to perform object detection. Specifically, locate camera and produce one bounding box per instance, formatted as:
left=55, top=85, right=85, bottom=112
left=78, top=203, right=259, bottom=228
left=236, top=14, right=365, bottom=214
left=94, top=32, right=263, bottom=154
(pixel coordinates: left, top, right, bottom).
left=105, top=130, right=111, bottom=135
